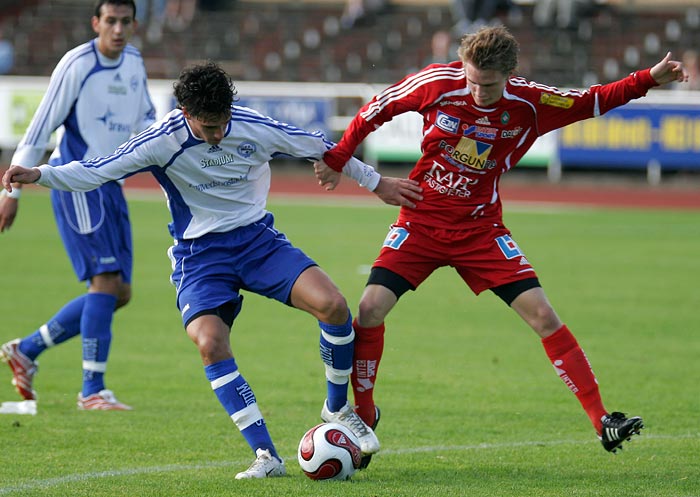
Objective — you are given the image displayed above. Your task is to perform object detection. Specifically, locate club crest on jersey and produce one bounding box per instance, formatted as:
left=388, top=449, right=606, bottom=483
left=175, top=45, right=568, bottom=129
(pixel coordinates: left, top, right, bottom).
left=237, top=142, right=256, bottom=157
left=435, top=111, right=460, bottom=133
left=130, top=75, right=139, bottom=92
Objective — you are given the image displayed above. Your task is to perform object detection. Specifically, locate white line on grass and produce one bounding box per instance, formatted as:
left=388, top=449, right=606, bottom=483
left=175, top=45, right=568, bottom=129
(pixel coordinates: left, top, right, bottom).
left=1, top=433, right=696, bottom=495
left=0, top=461, right=241, bottom=495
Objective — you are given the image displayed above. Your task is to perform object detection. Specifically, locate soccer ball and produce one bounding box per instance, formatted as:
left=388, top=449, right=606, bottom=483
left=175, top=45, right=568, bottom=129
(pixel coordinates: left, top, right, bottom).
left=297, top=422, right=363, bottom=480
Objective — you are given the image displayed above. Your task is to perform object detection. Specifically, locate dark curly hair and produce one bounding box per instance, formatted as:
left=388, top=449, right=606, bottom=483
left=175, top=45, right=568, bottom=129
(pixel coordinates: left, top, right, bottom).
left=173, top=61, right=237, bottom=119
left=458, top=26, right=519, bottom=75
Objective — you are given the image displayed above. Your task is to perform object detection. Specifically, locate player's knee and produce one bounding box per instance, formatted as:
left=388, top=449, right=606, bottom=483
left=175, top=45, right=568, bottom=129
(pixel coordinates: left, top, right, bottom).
left=188, top=327, right=230, bottom=362
left=115, top=285, right=132, bottom=309
left=530, top=303, right=561, bottom=336
left=316, top=291, right=349, bottom=324
left=91, top=272, right=128, bottom=306
left=357, top=297, right=387, bottom=327
left=196, top=335, right=218, bottom=356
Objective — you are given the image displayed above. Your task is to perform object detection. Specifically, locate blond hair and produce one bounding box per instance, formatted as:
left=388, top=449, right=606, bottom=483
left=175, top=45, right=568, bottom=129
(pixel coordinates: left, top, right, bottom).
left=458, top=26, right=519, bottom=75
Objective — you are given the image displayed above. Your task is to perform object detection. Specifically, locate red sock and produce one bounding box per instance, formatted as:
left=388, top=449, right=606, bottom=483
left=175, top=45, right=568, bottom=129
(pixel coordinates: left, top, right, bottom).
left=351, top=318, right=384, bottom=426
left=542, top=325, right=607, bottom=434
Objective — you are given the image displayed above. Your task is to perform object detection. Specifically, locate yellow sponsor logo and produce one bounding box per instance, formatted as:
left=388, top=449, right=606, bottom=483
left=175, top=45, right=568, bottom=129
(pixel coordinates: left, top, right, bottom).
left=439, top=138, right=496, bottom=171
left=540, top=93, right=574, bottom=109
left=453, top=137, right=493, bottom=170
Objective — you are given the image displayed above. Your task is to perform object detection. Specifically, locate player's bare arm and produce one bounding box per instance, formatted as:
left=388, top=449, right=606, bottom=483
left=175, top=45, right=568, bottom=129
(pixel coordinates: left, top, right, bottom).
left=373, top=177, right=423, bottom=209
left=1, top=167, right=36, bottom=232
left=650, top=51, right=688, bottom=85
left=314, top=159, right=422, bottom=208
left=2, top=165, right=40, bottom=191
left=0, top=190, right=18, bottom=232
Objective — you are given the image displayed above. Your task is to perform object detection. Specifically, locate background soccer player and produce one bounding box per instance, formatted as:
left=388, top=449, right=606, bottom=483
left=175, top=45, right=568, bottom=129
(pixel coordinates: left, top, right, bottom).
left=314, top=25, right=687, bottom=463
left=2, top=61, right=421, bottom=478
left=0, top=0, right=155, bottom=410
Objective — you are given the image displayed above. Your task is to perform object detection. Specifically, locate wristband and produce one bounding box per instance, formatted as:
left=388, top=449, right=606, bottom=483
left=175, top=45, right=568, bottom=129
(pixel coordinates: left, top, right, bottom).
left=1, top=188, right=21, bottom=199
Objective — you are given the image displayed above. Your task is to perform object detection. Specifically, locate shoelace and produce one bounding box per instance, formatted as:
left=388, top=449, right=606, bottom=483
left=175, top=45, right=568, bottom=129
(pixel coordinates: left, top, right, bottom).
left=340, top=409, right=371, bottom=437
left=247, top=453, right=273, bottom=472
left=4, top=344, right=37, bottom=373
left=100, top=390, right=118, bottom=403
left=605, top=412, right=628, bottom=427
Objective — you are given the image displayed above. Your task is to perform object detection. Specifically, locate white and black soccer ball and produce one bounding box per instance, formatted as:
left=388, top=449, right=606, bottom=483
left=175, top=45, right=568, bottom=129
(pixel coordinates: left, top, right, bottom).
left=297, top=422, right=363, bottom=480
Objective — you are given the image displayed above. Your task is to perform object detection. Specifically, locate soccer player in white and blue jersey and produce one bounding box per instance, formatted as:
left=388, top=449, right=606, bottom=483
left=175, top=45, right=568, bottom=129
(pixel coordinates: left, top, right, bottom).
left=3, top=61, right=422, bottom=478
left=0, top=0, right=155, bottom=410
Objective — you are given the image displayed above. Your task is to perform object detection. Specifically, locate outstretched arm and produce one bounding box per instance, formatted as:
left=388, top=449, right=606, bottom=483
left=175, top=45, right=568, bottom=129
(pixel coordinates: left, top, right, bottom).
left=314, top=159, right=422, bottom=208
left=650, top=51, right=688, bottom=86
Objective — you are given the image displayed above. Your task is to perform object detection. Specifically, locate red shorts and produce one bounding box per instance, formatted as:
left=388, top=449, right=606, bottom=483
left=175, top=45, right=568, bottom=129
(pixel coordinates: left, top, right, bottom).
left=373, top=221, right=538, bottom=295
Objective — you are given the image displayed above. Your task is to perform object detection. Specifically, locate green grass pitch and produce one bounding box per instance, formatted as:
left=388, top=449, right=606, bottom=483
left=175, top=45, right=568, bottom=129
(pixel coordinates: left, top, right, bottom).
left=0, top=190, right=698, bottom=496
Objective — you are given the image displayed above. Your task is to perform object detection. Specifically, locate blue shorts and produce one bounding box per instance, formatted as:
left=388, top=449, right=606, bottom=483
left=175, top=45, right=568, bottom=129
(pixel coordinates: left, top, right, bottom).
left=168, top=212, right=316, bottom=327
left=51, top=181, right=133, bottom=284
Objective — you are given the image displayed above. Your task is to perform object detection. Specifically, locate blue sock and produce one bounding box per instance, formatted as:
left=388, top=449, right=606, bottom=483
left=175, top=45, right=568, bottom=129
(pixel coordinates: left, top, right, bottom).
left=18, top=295, right=86, bottom=360
left=319, top=312, right=354, bottom=412
left=81, top=293, right=117, bottom=397
left=205, top=358, right=279, bottom=460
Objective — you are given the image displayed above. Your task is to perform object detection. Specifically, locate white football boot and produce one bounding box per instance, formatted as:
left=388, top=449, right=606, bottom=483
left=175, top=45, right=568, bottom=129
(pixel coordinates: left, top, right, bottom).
left=321, top=400, right=380, bottom=455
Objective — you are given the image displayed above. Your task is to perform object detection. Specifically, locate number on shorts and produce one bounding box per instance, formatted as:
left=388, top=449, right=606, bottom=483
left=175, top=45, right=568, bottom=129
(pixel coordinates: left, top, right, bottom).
left=495, top=234, right=523, bottom=259
left=383, top=226, right=409, bottom=250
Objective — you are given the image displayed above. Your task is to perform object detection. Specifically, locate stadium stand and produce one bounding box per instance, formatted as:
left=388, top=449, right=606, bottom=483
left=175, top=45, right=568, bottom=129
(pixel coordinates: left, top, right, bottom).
left=1, top=0, right=698, bottom=87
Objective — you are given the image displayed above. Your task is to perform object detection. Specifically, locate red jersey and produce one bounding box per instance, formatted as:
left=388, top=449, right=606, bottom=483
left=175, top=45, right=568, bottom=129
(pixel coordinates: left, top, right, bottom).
left=324, top=61, right=658, bottom=230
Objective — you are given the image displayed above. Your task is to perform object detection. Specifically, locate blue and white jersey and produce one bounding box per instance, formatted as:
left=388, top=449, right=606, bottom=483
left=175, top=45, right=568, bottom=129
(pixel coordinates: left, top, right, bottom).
left=11, top=39, right=155, bottom=168
left=37, top=106, right=381, bottom=239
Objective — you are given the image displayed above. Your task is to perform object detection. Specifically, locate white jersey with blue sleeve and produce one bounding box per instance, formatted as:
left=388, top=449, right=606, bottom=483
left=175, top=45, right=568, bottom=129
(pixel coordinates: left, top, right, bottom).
left=11, top=39, right=155, bottom=168
left=37, top=106, right=381, bottom=239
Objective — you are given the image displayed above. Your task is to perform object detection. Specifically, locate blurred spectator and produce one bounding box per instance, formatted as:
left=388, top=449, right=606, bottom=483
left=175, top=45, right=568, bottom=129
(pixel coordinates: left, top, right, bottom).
left=425, top=30, right=455, bottom=65
left=681, top=49, right=700, bottom=91
left=341, top=0, right=389, bottom=29
left=166, top=0, right=197, bottom=31
left=533, top=0, right=600, bottom=30
left=451, top=0, right=514, bottom=34
left=0, top=27, right=13, bottom=74
left=136, top=0, right=167, bottom=43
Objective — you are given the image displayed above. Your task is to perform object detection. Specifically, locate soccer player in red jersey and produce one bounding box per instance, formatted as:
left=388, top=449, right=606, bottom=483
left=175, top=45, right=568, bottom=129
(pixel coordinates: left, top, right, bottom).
left=314, top=26, right=688, bottom=461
